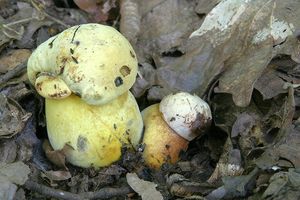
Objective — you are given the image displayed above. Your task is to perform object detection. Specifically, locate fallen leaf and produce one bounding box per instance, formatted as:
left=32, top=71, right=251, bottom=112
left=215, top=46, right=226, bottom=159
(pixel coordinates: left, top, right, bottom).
left=215, top=0, right=274, bottom=107
left=0, top=93, right=31, bottom=139
left=207, top=138, right=243, bottom=184
left=126, top=173, right=163, bottom=200
left=195, top=0, right=221, bottom=15
left=42, top=170, right=71, bottom=181
left=73, top=0, right=117, bottom=22
left=0, top=49, right=31, bottom=73
left=254, top=66, right=286, bottom=100
left=166, top=173, right=215, bottom=197
left=262, top=168, right=300, bottom=199
left=0, top=161, right=31, bottom=185
left=0, top=179, right=17, bottom=200
left=0, top=162, right=30, bottom=200
left=43, top=140, right=72, bottom=170
left=205, top=168, right=259, bottom=199
left=120, top=0, right=141, bottom=44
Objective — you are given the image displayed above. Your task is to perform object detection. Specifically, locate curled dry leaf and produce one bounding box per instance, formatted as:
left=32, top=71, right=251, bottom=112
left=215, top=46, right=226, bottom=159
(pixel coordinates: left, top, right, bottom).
left=42, top=140, right=72, bottom=170
left=41, top=170, right=71, bottom=183
left=0, top=94, right=31, bottom=139
left=126, top=173, right=163, bottom=200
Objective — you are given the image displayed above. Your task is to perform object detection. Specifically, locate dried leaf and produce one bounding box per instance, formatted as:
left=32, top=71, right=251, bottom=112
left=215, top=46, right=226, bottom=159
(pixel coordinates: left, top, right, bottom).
left=43, top=140, right=72, bottom=170
left=254, top=66, right=286, bottom=100
left=0, top=162, right=31, bottom=185
left=195, top=0, right=221, bottom=15
left=215, top=0, right=274, bottom=107
left=141, top=0, right=300, bottom=105
left=0, top=94, right=31, bottom=139
left=42, top=170, right=71, bottom=181
left=0, top=49, right=31, bottom=73
left=0, top=139, right=18, bottom=163
left=262, top=168, right=300, bottom=199
left=0, top=162, right=30, bottom=200
left=206, top=168, right=259, bottom=199
left=0, top=179, right=17, bottom=200
left=136, top=0, right=202, bottom=62
left=73, top=0, right=117, bottom=22
left=120, top=0, right=140, bottom=44
left=166, top=174, right=214, bottom=197
left=126, top=173, right=163, bottom=200
left=207, top=138, right=243, bottom=184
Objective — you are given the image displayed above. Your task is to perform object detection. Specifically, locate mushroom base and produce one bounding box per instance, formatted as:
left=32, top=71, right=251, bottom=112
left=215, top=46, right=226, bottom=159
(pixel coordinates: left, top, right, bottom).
left=142, top=104, right=189, bottom=169
left=45, top=91, right=143, bottom=168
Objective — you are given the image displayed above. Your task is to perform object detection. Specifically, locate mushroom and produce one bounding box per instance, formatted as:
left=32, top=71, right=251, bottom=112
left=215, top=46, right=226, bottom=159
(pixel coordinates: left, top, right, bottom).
left=142, top=92, right=212, bottom=169
left=46, top=91, right=143, bottom=168
left=27, top=23, right=138, bottom=105
left=27, top=23, right=143, bottom=168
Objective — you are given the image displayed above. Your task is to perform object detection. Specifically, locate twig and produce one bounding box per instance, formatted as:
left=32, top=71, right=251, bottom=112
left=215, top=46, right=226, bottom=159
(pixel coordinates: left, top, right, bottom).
left=4, top=17, right=34, bottom=27
left=30, top=0, right=69, bottom=28
left=24, top=180, right=133, bottom=200
left=0, top=62, right=27, bottom=85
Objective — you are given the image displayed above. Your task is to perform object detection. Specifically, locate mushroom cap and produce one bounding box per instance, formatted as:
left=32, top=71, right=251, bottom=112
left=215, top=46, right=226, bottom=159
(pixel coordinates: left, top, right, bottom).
left=142, top=104, right=189, bottom=169
left=159, top=92, right=212, bottom=141
left=45, top=91, right=143, bottom=168
left=27, top=23, right=138, bottom=105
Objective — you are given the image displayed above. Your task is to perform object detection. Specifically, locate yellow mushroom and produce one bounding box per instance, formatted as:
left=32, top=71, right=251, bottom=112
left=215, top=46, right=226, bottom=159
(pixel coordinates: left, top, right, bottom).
left=27, top=24, right=143, bottom=168
left=142, top=104, right=189, bottom=169
left=142, top=92, right=212, bottom=169
left=27, top=23, right=138, bottom=105
left=46, top=91, right=143, bottom=168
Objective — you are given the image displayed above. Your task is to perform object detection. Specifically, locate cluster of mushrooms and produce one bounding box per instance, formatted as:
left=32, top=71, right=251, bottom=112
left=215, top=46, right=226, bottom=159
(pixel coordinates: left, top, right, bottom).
left=27, top=24, right=212, bottom=169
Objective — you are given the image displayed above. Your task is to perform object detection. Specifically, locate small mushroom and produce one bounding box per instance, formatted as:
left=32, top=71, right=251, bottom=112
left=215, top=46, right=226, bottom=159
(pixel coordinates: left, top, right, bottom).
left=142, top=92, right=212, bottom=169
left=27, top=23, right=138, bottom=105
left=27, top=24, right=143, bottom=168
left=160, top=92, right=212, bottom=141
left=46, top=91, right=143, bottom=168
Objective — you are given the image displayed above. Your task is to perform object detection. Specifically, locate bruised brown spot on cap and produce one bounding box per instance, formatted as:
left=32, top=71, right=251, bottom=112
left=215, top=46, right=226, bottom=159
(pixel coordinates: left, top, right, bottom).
left=120, top=65, right=131, bottom=77
left=48, top=90, right=69, bottom=98
left=114, top=77, right=123, bottom=87
left=70, top=48, right=74, bottom=54
left=36, top=82, right=42, bottom=91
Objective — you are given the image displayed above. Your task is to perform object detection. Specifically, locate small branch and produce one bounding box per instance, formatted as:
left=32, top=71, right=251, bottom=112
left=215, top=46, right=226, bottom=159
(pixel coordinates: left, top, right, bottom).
left=0, top=62, right=27, bottom=85
left=4, top=17, right=34, bottom=27
left=30, top=0, right=69, bottom=28
left=24, top=180, right=133, bottom=200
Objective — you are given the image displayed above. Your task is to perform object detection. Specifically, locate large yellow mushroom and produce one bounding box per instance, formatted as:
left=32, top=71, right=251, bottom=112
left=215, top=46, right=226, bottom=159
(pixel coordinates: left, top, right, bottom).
left=46, top=91, right=142, bottom=168
left=27, top=24, right=143, bottom=168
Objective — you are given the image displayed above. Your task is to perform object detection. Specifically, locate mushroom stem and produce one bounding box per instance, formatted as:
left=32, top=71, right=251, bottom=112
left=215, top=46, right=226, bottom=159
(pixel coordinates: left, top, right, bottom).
left=35, top=74, right=71, bottom=99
